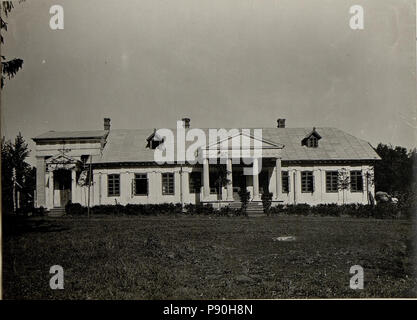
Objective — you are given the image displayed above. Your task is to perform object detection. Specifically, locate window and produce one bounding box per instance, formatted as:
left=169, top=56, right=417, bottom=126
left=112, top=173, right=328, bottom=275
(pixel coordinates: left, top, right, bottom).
left=146, top=130, right=164, bottom=150
left=307, top=136, right=318, bottom=148
left=162, top=173, right=175, bottom=195
left=150, top=140, right=162, bottom=149
left=301, top=171, right=314, bottom=193
left=134, top=173, right=148, bottom=195
left=108, top=174, right=120, bottom=196
left=189, top=172, right=201, bottom=194
left=350, top=171, right=363, bottom=192
left=282, top=171, right=289, bottom=193
left=326, top=171, right=338, bottom=193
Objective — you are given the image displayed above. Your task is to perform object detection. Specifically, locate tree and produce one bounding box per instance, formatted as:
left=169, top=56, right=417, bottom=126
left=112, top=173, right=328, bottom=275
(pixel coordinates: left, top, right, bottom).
left=212, top=163, right=231, bottom=201
left=11, top=133, right=31, bottom=209
left=1, top=133, right=33, bottom=214
left=1, top=1, right=24, bottom=88
left=364, top=167, right=375, bottom=205
left=337, top=168, right=350, bottom=204
left=1, top=137, right=14, bottom=212
left=374, top=144, right=415, bottom=195
left=374, top=143, right=417, bottom=214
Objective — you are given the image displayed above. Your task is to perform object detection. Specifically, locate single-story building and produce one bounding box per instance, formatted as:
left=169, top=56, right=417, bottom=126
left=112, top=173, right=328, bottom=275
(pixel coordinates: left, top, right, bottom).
left=33, top=118, right=380, bottom=214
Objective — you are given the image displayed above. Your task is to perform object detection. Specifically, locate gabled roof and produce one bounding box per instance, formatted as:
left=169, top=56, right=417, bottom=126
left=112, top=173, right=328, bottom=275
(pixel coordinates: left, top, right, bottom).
left=303, top=127, right=322, bottom=140
left=46, top=153, right=80, bottom=164
left=205, top=131, right=284, bottom=150
left=88, top=127, right=380, bottom=164
left=33, top=130, right=107, bottom=141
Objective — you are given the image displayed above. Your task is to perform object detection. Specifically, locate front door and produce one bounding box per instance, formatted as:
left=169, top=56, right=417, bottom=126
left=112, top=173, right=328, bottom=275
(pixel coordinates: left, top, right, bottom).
left=259, top=170, right=270, bottom=195
left=53, top=169, right=72, bottom=207
left=232, top=171, right=246, bottom=200
left=60, top=189, right=71, bottom=207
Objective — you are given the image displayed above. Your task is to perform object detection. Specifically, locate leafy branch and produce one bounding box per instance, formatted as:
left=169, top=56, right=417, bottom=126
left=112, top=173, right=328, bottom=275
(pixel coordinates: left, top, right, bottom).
left=1, top=0, right=25, bottom=88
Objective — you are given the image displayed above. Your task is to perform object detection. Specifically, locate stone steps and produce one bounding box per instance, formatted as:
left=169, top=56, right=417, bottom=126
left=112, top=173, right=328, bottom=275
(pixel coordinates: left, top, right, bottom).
left=228, top=201, right=242, bottom=210
left=48, top=207, right=66, bottom=217
left=228, top=201, right=265, bottom=216
left=246, top=201, right=265, bottom=216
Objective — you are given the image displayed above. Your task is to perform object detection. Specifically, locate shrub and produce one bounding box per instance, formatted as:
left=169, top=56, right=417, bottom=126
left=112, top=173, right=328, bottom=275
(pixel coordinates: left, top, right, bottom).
left=266, top=202, right=402, bottom=219
left=32, top=206, right=45, bottom=216
left=58, top=201, right=404, bottom=219
left=261, top=192, right=273, bottom=214
left=238, top=189, right=250, bottom=215
left=373, top=202, right=399, bottom=219
left=218, top=206, right=231, bottom=216
left=90, top=204, right=123, bottom=215
left=310, top=204, right=341, bottom=217
left=285, top=204, right=311, bottom=215
left=65, top=202, right=86, bottom=215
left=184, top=203, right=214, bottom=215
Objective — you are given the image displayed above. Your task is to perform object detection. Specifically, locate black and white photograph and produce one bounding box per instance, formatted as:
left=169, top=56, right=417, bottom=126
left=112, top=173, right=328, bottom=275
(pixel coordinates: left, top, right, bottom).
left=0, top=0, right=416, bottom=303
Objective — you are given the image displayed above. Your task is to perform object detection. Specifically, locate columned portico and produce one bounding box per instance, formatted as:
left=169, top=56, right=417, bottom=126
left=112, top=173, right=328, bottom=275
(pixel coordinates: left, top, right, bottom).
left=44, top=153, right=82, bottom=209
left=199, top=132, right=284, bottom=204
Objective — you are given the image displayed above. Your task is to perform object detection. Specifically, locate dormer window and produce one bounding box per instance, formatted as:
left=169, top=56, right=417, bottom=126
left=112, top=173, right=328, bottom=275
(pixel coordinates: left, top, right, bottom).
left=150, top=139, right=162, bottom=149
left=307, top=136, right=318, bottom=148
left=302, top=127, right=321, bottom=148
left=146, top=129, right=164, bottom=149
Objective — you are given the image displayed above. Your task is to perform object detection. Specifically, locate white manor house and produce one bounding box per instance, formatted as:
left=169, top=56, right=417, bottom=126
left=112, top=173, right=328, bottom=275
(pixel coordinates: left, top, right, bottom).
left=33, top=118, right=380, bottom=213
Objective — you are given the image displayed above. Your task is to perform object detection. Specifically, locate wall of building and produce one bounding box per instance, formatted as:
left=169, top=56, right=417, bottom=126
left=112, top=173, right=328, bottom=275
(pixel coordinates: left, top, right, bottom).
left=78, top=166, right=202, bottom=206
left=66, top=163, right=375, bottom=208
left=274, top=163, right=375, bottom=205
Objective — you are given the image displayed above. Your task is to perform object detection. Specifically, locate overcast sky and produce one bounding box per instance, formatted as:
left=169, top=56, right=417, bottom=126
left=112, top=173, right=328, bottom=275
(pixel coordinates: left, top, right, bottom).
left=1, top=0, right=416, bottom=166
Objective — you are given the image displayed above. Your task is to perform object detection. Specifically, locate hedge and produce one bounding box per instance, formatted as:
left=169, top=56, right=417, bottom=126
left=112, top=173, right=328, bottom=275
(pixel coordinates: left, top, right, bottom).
left=64, top=202, right=245, bottom=216
left=267, top=202, right=406, bottom=219
left=64, top=201, right=407, bottom=219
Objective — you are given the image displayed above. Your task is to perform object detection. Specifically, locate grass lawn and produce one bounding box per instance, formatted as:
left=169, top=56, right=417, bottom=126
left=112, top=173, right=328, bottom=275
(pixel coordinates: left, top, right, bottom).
left=3, top=215, right=416, bottom=299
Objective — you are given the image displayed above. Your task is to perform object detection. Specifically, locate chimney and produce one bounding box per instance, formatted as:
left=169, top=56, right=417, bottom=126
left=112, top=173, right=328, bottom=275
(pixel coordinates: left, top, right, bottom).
left=104, top=118, right=111, bottom=130
left=182, top=117, right=190, bottom=129
left=277, top=118, right=286, bottom=128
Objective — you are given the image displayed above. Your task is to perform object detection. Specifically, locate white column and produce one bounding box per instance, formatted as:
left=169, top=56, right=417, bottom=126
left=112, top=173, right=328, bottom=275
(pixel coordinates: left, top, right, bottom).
left=48, top=170, right=54, bottom=209
left=71, top=169, right=77, bottom=203
left=36, top=157, right=46, bottom=208
left=292, top=170, right=297, bottom=204
left=253, top=158, right=260, bottom=201
left=275, top=157, right=282, bottom=200
left=226, top=158, right=233, bottom=201
left=97, top=173, right=102, bottom=205
left=203, top=158, right=210, bottom=200
left=181, top=170, right=189, bottom=204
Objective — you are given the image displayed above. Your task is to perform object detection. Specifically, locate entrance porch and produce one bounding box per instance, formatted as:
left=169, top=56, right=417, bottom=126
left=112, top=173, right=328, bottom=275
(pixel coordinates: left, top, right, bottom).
left=45, top=153, right=82, bottom=212
left=198, top=131, right=284, bottom=208
left=200, top=160, right=283, bottom=207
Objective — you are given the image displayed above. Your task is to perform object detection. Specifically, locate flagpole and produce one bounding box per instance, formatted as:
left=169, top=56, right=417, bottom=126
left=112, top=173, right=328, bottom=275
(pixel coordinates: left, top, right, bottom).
left=87, top=155, right=92, bottom=218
